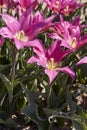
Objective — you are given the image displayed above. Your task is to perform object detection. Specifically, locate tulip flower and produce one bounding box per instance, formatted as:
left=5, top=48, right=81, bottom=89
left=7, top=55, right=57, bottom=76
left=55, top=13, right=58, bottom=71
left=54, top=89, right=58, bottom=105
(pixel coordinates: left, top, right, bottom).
left=0, top=10, right=55, bottom=49
left=43, top=0, right=82, bottom=16
left=27, top=40, right=75, bottom=84
left=48, top=16, right=87, bottom=51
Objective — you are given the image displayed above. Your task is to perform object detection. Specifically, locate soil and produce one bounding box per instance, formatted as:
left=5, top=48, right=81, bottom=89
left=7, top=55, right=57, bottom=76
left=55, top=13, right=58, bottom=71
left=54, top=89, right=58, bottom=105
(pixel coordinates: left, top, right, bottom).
left=0, top=113, right=72, bottom=130
left=0, top=112, right=74, bottom=130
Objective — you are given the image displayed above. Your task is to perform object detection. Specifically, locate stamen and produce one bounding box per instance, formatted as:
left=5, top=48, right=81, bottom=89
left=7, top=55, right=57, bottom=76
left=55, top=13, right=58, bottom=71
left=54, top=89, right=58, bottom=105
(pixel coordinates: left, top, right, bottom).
left=55, top=1, right=59, bottom=7
left=14, top=30, right=28, bottom=42
left=64, top=6, right=69, bottom=16
left=64, top=6, right=69, bottom=12
left=68, top=37, right=77, bottom=48
left=55, top=0, right=59, bottom=7
left=46, top=58, right=58, bottom=70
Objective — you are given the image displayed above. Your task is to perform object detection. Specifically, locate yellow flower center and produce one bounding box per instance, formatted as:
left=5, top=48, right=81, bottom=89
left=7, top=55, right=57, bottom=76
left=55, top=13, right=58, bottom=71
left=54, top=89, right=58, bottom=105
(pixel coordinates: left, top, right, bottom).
left=14, top=30, right=28, bottom=41
left=46, top=58, right=58, bottom=70
left=64, top=6, right=69, bottom=12
left=22, top=7, right=26, bottom=12
left=64, top=6, right=69, bottom=16
left=68, top=37, right=77, bottom=48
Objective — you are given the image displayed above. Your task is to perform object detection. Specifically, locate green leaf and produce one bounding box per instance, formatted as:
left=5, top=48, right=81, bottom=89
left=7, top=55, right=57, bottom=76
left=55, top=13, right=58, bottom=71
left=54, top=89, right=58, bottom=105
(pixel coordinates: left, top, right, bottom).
left=31, top=79, right=38, bottom=91
left=0, top=111, right=8, bottom=120
left=66, top=91, right=76, bottom=111
left=72, top=120, right=87, bottom=130
left=0, top=73, right=13, bottom=104
left=72, top=120, right=84, bottom=130
left=0, top=91, right=7, bottom=107
left=72, top=112, right=87, bottom=130
left=5, top=118, right=17, bottom=129
left=21, top=102, right=48, bottom=130
left=50, top=89, right=58, bottom=108
left=0, top=73, right=11, bottom=89
left=0, top=64, right=11, bottom=74
left=21, top=84, right=40, bottom=102
left=0, top=118, right=16, bottom=129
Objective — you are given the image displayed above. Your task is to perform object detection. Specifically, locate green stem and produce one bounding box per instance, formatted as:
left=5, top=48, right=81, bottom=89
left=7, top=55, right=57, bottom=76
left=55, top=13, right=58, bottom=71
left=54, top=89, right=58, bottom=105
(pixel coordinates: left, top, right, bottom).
left=47, top=85, right=52, bottom=109
left=47, top=85, right=50, bottom=108
left=46, top=75, right=59, bottom=108
left=11, top=47, right=17, bottom=83
left=7, top=0, right=10, bottom=14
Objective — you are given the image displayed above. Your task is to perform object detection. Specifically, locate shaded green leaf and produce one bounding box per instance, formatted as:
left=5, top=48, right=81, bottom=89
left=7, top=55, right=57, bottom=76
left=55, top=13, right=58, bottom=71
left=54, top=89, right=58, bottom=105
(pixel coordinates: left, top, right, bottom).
left=0, top=73, right=13, bottom=104
left=21, top=102, right=48, bottom=130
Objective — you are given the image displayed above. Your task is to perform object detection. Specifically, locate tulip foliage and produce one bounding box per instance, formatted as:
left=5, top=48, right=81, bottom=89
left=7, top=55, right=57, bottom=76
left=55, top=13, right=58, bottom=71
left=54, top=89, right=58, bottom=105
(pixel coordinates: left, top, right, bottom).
left=0, top=0, right=87, bottom=129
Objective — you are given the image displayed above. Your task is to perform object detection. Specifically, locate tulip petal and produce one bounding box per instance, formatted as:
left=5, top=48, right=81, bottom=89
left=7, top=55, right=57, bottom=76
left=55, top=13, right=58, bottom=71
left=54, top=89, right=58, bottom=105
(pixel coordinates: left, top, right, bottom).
left=56, top=66, right=75, bottom=79
left=47, top=32, right=62, bottom=40
left=14, top=39, right=29, bottom=50
left=0, top=27, right=13, bottom=38
left=26, top=39, right=46, bottom=56
left=1, top=14, right=20, bottom=34
left=76, top=57, right=87, bottom=65
left=45, top=69, right=58, bottom=84
left=27, top=56, right=39, bottom=64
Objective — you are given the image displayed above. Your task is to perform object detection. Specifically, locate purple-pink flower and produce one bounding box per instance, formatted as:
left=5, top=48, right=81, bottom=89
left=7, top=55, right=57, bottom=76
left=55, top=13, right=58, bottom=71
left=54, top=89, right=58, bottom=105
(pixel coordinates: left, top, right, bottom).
left=27, top=40, right=75, bottom=84
left=43, top=0, right=82, bottom=16
left=0, top=10, right=55, bottom=49
left=48, top=16, right=87, bottom=51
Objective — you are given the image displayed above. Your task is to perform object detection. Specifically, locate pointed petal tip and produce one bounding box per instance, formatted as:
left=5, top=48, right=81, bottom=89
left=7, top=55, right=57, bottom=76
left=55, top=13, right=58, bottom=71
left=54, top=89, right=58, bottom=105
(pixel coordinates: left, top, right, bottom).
left=76, top=57, right=87, bottom=65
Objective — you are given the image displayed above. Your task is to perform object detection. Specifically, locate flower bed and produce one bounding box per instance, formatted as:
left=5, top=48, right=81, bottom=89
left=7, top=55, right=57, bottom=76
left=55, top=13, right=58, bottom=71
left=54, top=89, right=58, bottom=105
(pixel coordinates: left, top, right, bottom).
left=0, top=0, right=87, bottom=130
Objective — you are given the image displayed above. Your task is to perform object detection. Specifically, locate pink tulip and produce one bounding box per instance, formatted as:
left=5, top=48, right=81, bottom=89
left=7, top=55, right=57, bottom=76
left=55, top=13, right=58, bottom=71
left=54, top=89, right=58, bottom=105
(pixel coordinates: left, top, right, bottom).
left=43, top=0, right=82, bottom=16
left=27, top=40, right=75, bottom=84
left=0, top=10, right=55, bottom=49
left=48, top=16, right=87, bottom=51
